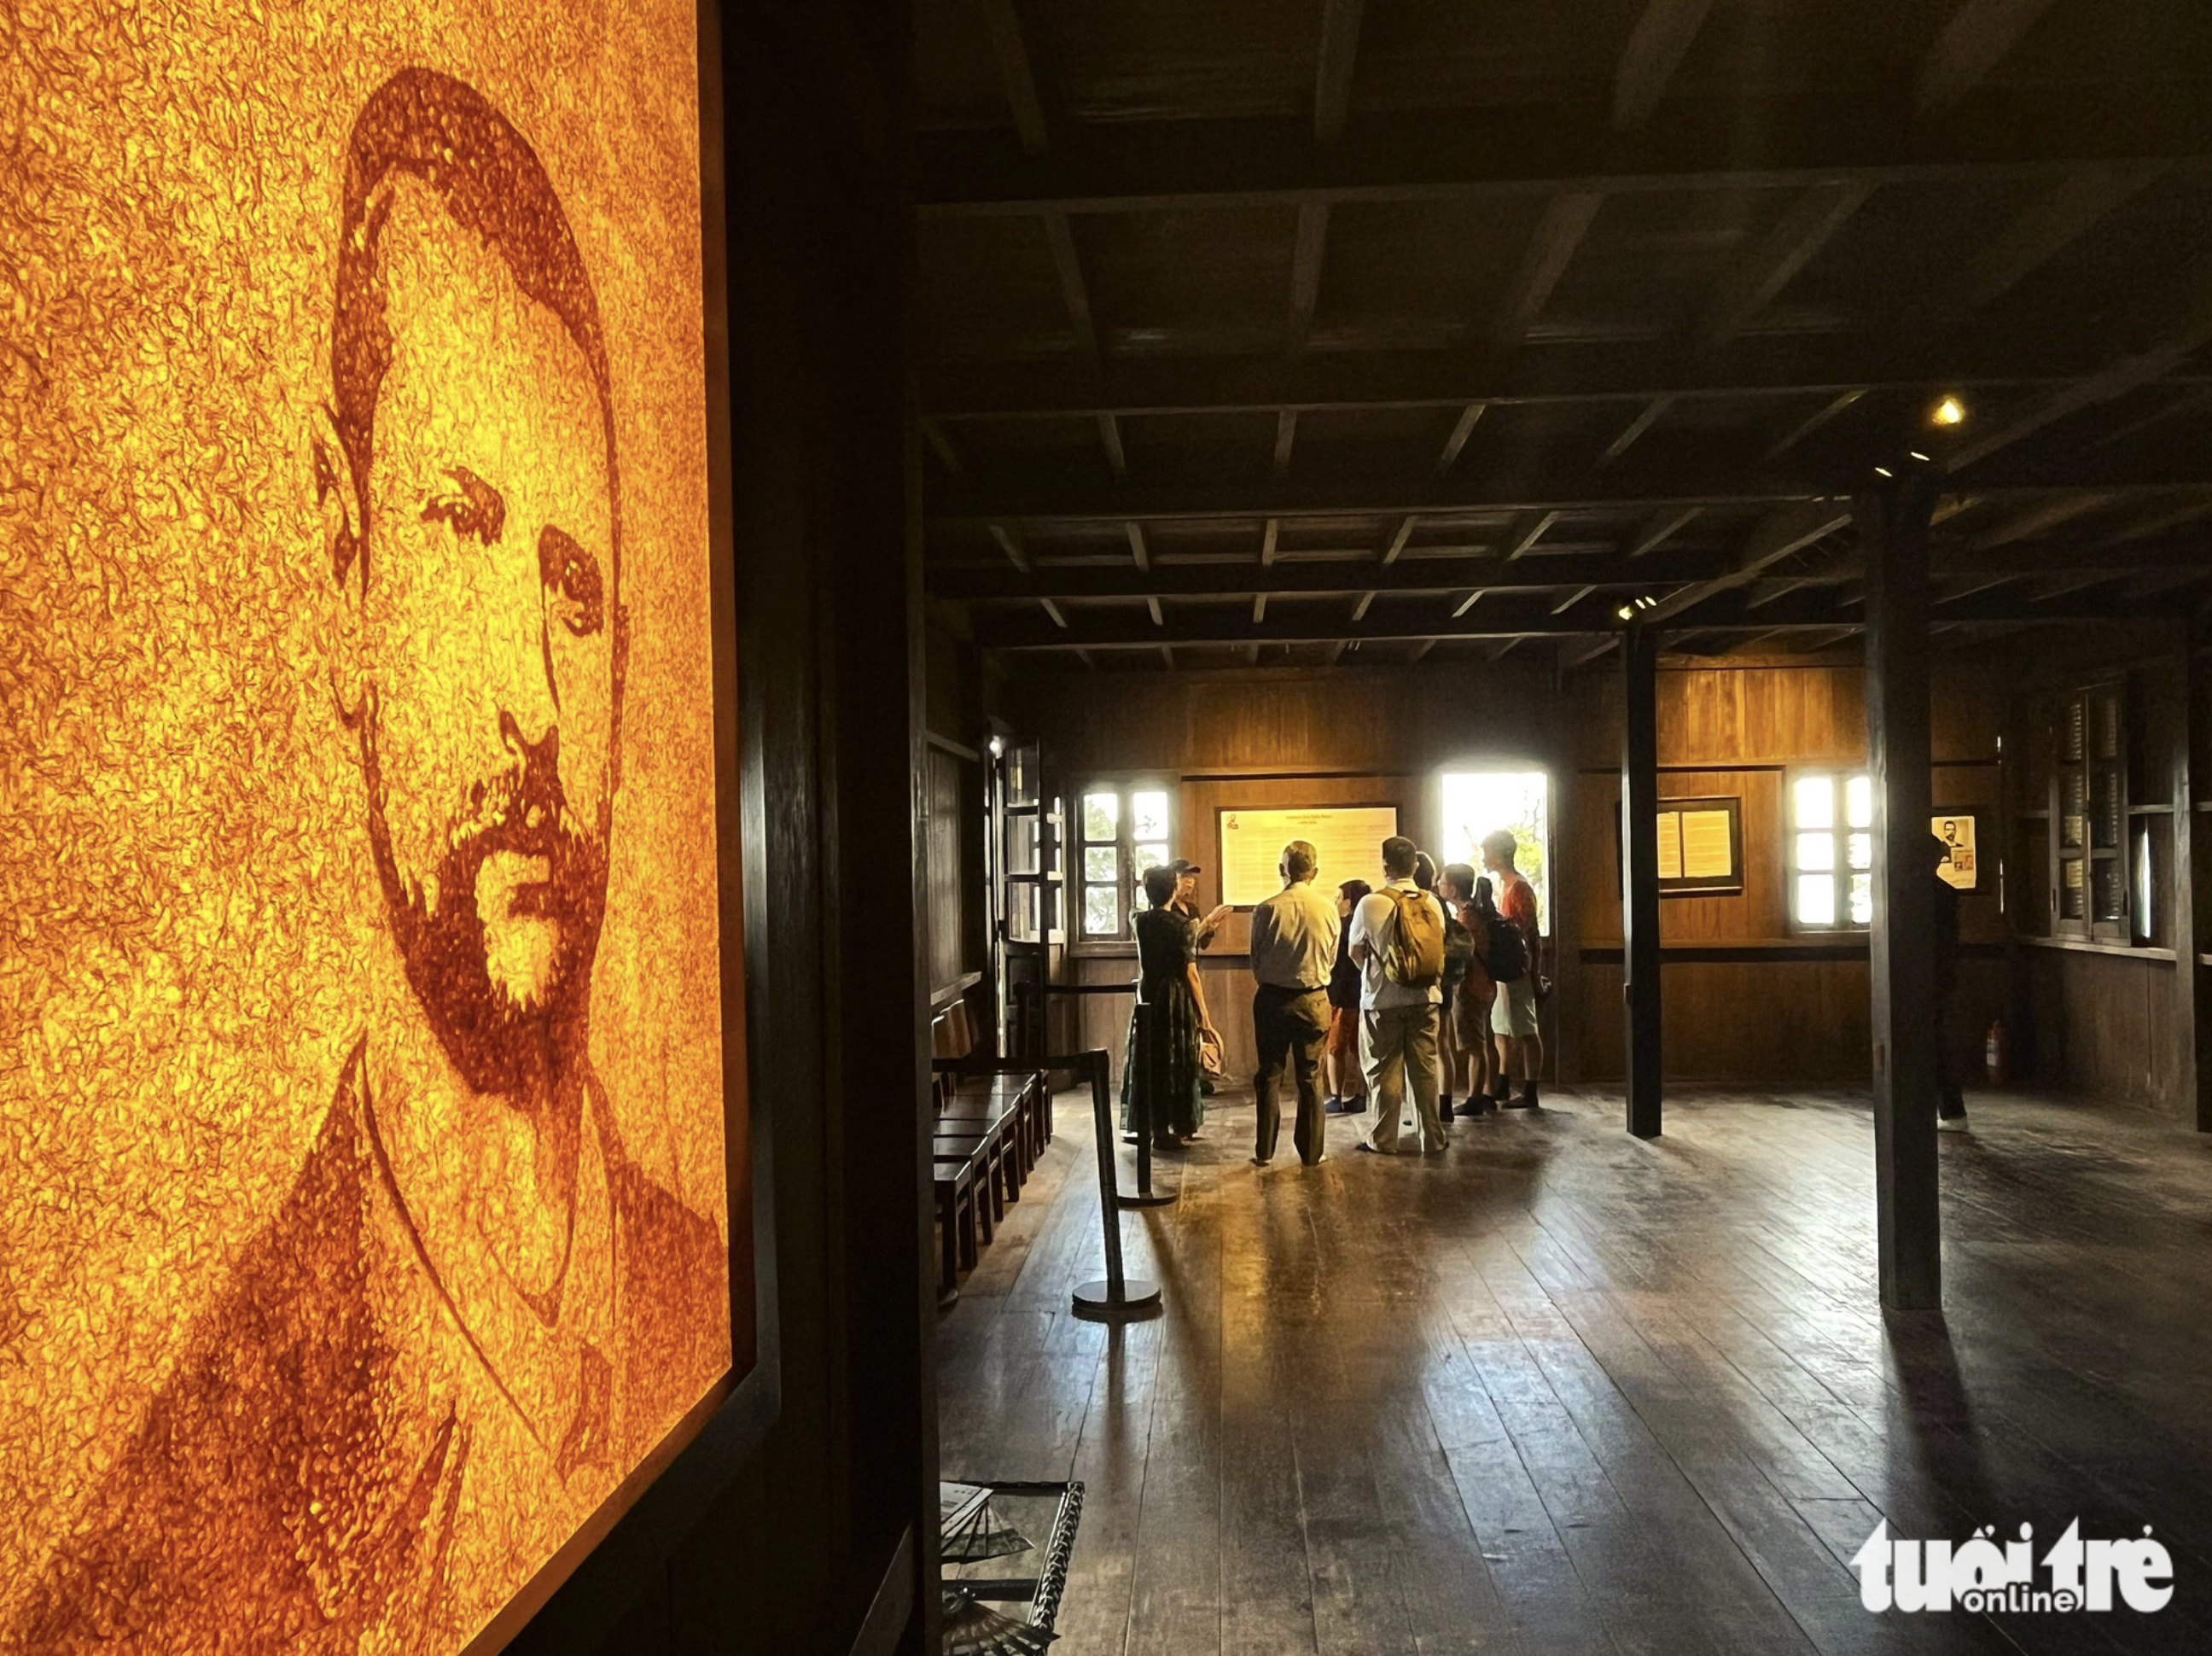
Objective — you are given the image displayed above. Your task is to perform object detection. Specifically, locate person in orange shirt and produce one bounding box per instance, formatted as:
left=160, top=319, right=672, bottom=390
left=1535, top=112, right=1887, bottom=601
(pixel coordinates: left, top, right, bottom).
left=1481, top=831, right=1547, bottom=1109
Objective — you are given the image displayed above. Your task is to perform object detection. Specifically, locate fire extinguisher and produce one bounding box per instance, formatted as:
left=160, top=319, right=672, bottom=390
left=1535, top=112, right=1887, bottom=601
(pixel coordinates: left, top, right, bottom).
left=1984, top=1018, right=2009, bottom=1088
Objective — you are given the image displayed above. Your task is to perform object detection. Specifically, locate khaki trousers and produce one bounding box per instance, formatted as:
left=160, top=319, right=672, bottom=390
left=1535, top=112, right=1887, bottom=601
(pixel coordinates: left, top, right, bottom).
left=1361, top=1003, right=1447, bottom=1153
left=1252, top=984, right=1330, bottom=1164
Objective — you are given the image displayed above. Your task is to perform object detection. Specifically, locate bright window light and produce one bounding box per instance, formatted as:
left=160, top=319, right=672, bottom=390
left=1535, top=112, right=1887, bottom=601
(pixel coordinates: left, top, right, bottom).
left=1794, top=775, right=1835, bottom=831
left=1846, top=775, right=1873, bottom=829
left=1439, top=770, right=1551, bottom=936
left=1797, top=873, right=1837, bottom=927
left=1791, top=771, right=1870, bottom=930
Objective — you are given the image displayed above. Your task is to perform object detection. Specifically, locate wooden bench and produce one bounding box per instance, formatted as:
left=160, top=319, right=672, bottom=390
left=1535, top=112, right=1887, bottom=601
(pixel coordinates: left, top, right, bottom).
left=928, top=1000, right=1051, bottom=1301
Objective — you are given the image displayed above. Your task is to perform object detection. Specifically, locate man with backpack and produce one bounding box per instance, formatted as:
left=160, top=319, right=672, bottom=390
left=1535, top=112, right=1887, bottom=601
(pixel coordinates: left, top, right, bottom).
left=1481, top=830, right=1545, bottom=1109
left=1348, top=836, right=1449, bottom=1154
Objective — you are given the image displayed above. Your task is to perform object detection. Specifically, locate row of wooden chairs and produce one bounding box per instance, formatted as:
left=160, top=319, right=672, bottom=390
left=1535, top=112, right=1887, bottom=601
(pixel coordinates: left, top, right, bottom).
left=929, top=1000, right=1051, bottom=1302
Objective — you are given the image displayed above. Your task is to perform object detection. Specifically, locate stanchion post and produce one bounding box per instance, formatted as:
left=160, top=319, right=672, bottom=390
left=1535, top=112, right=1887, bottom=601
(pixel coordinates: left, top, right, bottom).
left=1073, top=1049, right=1161, bottom=1319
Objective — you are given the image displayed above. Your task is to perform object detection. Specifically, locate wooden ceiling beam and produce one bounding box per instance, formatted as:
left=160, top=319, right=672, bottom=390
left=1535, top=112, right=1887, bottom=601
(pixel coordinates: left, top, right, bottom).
left=1561, top=633, right=1621, bottom=669
left=1494, top=191, right=1604, bottom=349
left=1697, top=183, right=1872, bottom=351
left=1313, top=0, right=1366, bottom=145
left=1041, top=210, right=1099, bottom=361
left=1902, top=162, right=2162, bottom=342
left=1945, top=265, right=2212, bottom=471
left=1096, top=411, right=1127, bottom=479
left=1638, top=499, right=1854, bottom=626
left=1602, top=394, right=1676, bottom=465
left=919, top=417, right=965, bottom=477
left=1289, top=202, right=1331, bottom=350
left=1626, top=504, right=1702, bottom=557
left=988, top=522, right=1030, bottom=573
left=915, top=98, right=2212, bottom=219
left=964, top=585, right=2150, bottom=650
left=1272, top=409, right=1299, bottom=479
left=1917, top=0, right=2063, bottom=119
left=978, top=0, right=1049, bottom=153
left=1505, top=510, right=1563, bottom=559
left=934, top=468, right=2212, bottom=528
left=1970, top=491, right=2116, bottom=548
left=1436, top=402, right=1487, bottom=473
left=1614, top=0, right=1718, bottom=131
left=1381, top=516, right=1417, bottom=564
left=1761, top=388, right=1868, bottom=461
left=921, top=338, right=2212, bottom=423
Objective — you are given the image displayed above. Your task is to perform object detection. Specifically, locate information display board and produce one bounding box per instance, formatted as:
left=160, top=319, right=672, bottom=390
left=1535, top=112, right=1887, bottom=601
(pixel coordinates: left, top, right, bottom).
left=1218, top=807, right=1401, bottom=907
left=1936, top=812, right=1982, bottom=891
left=1656, top=799, right=1743, bottom=893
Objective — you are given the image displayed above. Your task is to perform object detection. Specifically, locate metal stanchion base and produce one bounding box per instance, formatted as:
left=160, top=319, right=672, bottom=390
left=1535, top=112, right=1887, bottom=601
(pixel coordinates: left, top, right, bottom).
left=1071, top=1277, right=1162, bottom=1320
left=1117, top=1191, right=1175, bottom=1208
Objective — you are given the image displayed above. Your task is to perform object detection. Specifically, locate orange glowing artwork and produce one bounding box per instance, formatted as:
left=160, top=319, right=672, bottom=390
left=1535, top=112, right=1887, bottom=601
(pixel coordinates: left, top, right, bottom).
left=1, top=4, right=742, bottom=1652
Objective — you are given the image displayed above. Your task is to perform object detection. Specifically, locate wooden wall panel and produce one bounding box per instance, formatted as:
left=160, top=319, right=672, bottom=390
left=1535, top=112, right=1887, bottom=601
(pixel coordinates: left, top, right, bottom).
left=2028, top=949, right=2184, bottom=1114
left=925, top=746, right=969, bottom=996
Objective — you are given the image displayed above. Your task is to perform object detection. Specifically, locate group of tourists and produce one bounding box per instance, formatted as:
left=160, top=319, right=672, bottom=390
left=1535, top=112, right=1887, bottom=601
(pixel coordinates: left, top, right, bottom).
left=1121, top=832, right=1547, bottom=1166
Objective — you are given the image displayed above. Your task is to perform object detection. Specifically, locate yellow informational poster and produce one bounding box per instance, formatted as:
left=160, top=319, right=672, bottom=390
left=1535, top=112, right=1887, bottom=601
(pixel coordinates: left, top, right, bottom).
left=1220, top=807, right=1402, bottom=906
left=1936, top=813, right=1980, bottom=889
left=1656, top=812, right=1685, bottom=880
left=1680, top=809, right=1737, bottom=881
left=3, top=8, right=742, bottom=1651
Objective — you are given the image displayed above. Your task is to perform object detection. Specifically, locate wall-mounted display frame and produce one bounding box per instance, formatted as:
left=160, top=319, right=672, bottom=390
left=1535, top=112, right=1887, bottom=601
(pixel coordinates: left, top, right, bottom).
left=3, top=10, right=774, bottom=1652
left=1217, top=805, right=1403, bottom=907
left=1613, top=796, right=1745, bottom=898
left=1934, top=810, right=1988, bottom=894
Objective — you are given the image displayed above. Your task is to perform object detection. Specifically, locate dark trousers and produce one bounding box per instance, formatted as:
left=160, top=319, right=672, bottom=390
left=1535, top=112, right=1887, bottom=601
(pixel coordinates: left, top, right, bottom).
left=1254, top=983, right=1330, bottom=1163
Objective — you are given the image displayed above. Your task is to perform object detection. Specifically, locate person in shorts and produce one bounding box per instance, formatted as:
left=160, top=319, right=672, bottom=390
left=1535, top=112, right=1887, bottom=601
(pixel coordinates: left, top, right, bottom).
left=1324, top=878, right=1371, bottom=1114
left=1481, top=830, right=1546, bottom=1109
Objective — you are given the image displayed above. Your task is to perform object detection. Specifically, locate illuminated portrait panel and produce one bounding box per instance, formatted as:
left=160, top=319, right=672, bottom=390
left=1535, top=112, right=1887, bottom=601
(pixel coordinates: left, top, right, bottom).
left=0, top=5, right=742, bottom=1652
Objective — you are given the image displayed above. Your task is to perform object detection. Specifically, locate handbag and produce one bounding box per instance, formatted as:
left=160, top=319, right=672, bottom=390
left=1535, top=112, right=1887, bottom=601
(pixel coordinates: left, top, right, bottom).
left=1197, top=1027, right=1225, bottom=1077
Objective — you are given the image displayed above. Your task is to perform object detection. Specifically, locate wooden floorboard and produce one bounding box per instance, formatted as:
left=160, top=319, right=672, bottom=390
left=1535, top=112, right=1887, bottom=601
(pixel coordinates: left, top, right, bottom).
left=935, top=1085, right=2212, bottom=1653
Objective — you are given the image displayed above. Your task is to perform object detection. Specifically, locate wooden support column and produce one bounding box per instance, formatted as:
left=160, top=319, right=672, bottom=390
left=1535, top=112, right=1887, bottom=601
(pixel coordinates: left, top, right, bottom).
left=1858, top=469, right=1941, bottom=1312
left=1621, top=622, right=1662, bottom=1137
left=2175, top=635, right=2210, bottom=1128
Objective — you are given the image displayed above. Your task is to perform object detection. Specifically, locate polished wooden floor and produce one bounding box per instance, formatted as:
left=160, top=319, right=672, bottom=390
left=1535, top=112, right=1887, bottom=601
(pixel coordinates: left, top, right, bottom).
left=936, top=1084, right=2212, bottom=1655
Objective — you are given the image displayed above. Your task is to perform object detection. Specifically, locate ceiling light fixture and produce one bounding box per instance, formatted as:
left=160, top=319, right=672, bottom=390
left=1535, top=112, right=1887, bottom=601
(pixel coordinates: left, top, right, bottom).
left=1931, top=395, right=1967, bottom=427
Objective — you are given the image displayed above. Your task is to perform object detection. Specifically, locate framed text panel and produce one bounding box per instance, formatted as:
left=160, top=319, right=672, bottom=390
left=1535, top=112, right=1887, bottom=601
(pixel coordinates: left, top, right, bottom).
left=3, top=6, right=763, bottom=1651
left=1218, top=806, right=1401, bottom=907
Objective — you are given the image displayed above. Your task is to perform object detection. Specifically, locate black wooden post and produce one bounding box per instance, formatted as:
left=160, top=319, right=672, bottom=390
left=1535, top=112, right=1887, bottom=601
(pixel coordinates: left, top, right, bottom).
left=1622, top=621, right=1663, bottom=1138
left=1858, top=469, right=1942, bottom=1313
left=2175, top=636, right=2209, bottom=1130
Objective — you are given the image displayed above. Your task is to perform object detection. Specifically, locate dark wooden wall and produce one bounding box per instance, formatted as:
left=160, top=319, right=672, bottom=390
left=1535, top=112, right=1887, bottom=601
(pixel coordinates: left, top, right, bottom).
left=1004, top=651, right=2013, bottom=1093
left=513, top=3, right=936, bottom=1652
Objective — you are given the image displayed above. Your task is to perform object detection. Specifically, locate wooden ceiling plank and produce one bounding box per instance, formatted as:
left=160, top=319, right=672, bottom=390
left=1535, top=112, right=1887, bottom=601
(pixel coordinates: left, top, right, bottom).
left=1351, top=591, right=1377, bottom=621
left=1627, top=504, right=1702, bottom=557
left=1697, top=183, right=1872, bottom=350
left=1146, top=594, right=1165, bottom=625
left=1253, top=593, right=1268, bottom=623
left=1917, top=0, right=2064, bottom=119
left=2088, top=384, right=2212, bottom=452
left=1436, top=402, right=1487, bottom=474
left=2104, top=494, right=2212, bottom=543
left=1272, top=409, right=1300, bottom=479
left=1407, top=638, right=1438, bottom=662
left=1761, top=388, right=1867, bottom=462
left=1313, top=0, right=1367, bottom=145
left=1261, top=516, right=1280, bottom=566
left=1494, top=191, right=1604, bottom=351
left=1126, top=521, right=1150, bottom=570
left=1614, top=0, right=1718, bottom=130
left=1551, top=583, right=1598, bottom=616
left=1039, top=596, right=1068, bottom=627
left=1486, top=637, right=1522, bottom=662
left=1452, top=589, right=1485, bottom=618
left=978, top=0, right=1050, bottom=153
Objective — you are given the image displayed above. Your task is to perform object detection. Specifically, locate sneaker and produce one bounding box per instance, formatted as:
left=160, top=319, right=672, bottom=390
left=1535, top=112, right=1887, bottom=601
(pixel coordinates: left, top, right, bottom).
left=1325, top=1096, right=1364, bottom=1116
left=1501, top=1091, right=1538, bottom=1110
left=1938, top=1113, right=1970, bottom=1132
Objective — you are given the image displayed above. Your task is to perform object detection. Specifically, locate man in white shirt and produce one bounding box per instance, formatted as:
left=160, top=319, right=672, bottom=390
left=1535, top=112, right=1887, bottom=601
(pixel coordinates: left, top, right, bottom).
left=1246, top=839, right=1339, bottom=1166
left=1349, top=836, right=1448, bottom=1154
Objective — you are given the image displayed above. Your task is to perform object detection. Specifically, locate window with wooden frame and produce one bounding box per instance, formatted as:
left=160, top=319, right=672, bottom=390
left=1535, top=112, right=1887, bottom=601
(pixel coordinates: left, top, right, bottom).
left=2051, top=680, right=2129, bottom=942
left=1075, top=782, right=1172, bottom=941
left=1789, top=771, right=1873, bottom=930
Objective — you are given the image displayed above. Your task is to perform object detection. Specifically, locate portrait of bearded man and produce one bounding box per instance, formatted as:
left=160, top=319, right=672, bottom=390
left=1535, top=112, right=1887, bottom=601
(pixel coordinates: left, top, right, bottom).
left=7, top=67, right=730, bottom=1655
